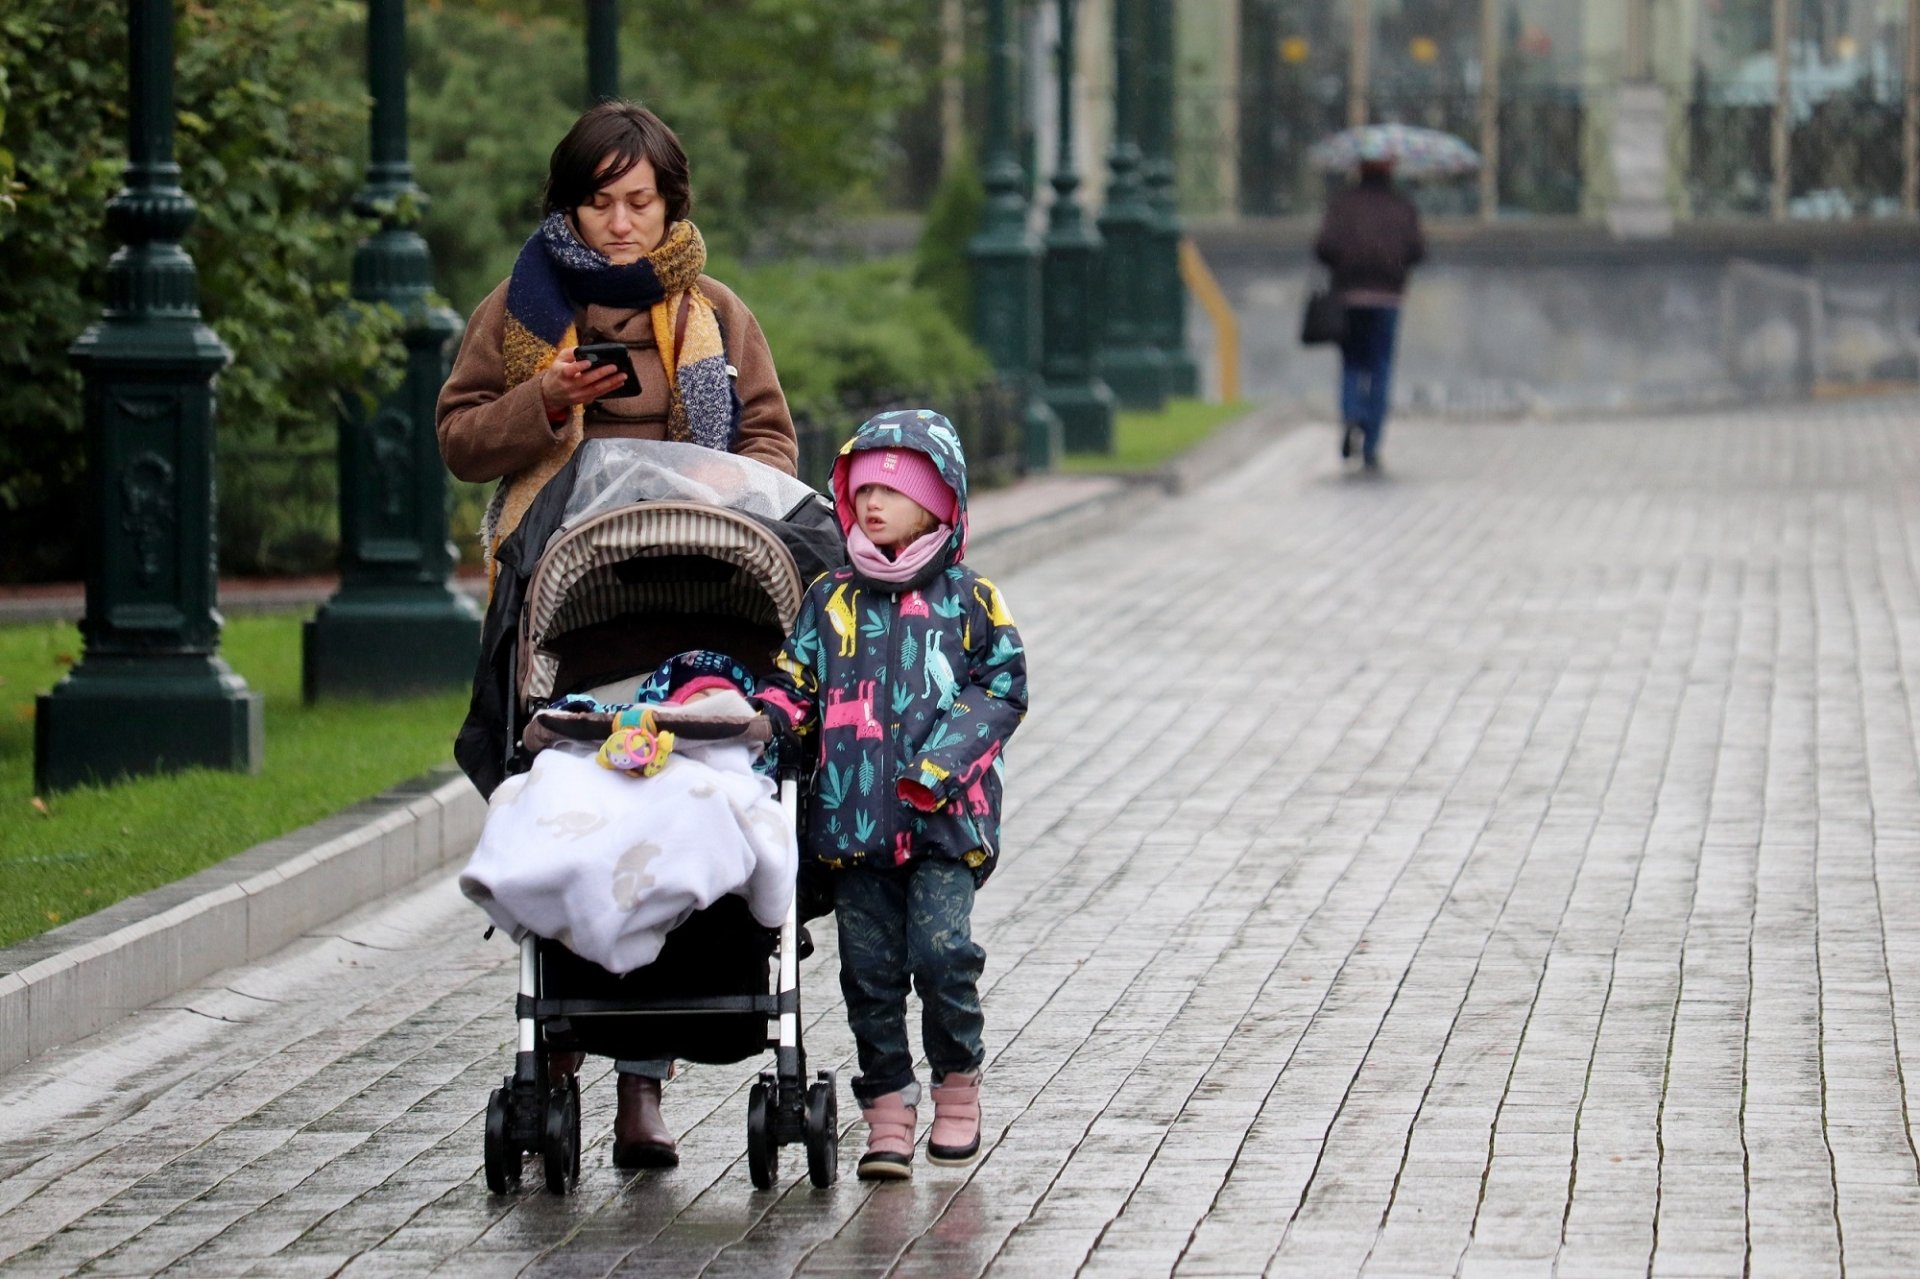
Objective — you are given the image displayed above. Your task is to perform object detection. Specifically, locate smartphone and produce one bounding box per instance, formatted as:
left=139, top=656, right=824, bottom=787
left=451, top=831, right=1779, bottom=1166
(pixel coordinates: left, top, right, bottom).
left=573, top=342, right=642, bottom=399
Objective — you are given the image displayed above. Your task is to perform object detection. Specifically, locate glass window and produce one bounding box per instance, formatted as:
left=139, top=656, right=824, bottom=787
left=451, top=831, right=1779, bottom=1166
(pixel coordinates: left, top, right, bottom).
left=1787, top=0, right=1906, bottom=217
left=1238, top=0, right=1351, bottom=215
left=1370, top=0, right=1482, bottom=215
left=1497, top=0, right=1585, bottom=215
left=1688, top=0, right=1778, bottom=215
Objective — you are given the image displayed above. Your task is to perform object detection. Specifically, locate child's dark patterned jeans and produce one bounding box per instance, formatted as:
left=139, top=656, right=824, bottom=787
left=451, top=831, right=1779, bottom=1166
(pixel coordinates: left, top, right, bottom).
left=834, top=858, right=986, bottom=1104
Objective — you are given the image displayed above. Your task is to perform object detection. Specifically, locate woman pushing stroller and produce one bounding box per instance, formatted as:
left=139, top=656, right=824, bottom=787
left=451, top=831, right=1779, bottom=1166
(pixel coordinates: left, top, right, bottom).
left=438, top=96, right=799, bottom=1170
left=757, top=409, right=1029, bottom=1181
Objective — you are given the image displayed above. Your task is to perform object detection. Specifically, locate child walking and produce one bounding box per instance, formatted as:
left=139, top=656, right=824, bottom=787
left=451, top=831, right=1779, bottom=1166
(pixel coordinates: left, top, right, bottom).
left=757, top=409, right=1028, bottom=1181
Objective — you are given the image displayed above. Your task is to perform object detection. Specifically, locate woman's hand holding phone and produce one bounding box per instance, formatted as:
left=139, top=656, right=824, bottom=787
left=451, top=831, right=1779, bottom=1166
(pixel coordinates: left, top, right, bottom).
left=540, top=346, right=629, bottom=415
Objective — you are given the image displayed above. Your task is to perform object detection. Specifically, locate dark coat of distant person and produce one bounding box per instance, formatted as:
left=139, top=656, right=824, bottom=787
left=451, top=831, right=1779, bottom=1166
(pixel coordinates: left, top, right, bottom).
left=1313, top=172, right=1426, bottom=302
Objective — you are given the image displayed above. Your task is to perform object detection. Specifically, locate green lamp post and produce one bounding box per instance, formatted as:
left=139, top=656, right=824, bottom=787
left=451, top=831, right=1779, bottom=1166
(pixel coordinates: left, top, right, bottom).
left=36, top=0, right=263, bottom=792
left=1096, top=0, right=1168, bottom=410
left=303, top=0, right=479, bottom=701
left=1040, top=0, right=1115, bottom=453
left=586, top=0, right=619, bottom=104
left=968, top=0, right=1063, bottom=472
left=1140, top=0, right=1197, bottom=397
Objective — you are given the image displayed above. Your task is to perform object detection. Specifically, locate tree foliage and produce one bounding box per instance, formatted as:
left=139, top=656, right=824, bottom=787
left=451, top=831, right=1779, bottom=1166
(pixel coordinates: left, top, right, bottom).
left=393, top=0, right=936, bottom=309
left=0, top=0, right=967, bottom=581
left=0, top=0, right=398, bottom=579
left=732, top=255, right=991, bottom=425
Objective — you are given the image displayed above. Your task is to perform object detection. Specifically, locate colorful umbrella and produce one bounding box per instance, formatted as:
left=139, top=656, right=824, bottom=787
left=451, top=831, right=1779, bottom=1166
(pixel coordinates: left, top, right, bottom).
left=1309, top=124, right=1481, bottom=179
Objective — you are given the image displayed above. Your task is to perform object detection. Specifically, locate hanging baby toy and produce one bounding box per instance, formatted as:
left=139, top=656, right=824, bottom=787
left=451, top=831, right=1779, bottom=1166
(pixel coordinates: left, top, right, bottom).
left=597, top=707, right=677, bottom=776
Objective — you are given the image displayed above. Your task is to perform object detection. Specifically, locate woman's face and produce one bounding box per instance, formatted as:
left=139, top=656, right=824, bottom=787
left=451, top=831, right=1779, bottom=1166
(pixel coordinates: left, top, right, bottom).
left=574, top=153, right=668, bottom=264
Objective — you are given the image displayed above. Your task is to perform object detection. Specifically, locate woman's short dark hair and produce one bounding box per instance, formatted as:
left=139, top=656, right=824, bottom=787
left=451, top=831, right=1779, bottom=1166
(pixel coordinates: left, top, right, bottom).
left=542, top=101, right=691, bottom=223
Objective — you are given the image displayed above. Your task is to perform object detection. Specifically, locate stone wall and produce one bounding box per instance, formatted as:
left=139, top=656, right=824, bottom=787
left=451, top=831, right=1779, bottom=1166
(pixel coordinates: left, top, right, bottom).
left=1190, top=221, right=1920, bottom=418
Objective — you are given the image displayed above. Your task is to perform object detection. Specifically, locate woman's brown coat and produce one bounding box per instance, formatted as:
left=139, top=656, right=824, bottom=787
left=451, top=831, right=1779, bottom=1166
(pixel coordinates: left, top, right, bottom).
left=436, top=273, right=798, bottom=484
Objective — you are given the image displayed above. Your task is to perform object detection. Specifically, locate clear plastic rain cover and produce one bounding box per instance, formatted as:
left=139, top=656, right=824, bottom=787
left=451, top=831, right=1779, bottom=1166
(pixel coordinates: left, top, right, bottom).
left=558, top=439, right=824, bottom=532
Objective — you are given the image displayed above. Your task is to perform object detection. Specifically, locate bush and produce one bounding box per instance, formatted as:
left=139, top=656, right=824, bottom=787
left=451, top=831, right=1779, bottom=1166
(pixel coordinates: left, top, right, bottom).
left=727, top=254, right=992, bottom=427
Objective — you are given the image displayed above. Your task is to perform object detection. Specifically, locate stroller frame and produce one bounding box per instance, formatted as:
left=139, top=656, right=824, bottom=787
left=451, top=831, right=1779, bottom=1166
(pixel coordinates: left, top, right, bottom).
left=483, top=779, right=837, bottom=1193
left=474, top=480, right=841, bottom=1195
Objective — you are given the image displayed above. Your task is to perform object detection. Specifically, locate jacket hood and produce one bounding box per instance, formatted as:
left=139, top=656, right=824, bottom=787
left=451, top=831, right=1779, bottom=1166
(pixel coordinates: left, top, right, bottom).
left=830, top=408, right=970, bottom=568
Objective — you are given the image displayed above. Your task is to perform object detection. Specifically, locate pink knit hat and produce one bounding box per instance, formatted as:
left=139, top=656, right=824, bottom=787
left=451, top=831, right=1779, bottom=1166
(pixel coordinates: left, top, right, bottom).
left=845, top=447, right=957, bottom=526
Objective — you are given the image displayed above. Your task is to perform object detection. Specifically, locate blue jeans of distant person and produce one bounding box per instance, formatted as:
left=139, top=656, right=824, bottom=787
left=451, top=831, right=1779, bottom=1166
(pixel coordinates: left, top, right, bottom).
left=835, top=859, right=986, bottom=1105
left=1339, top=304, right=1401, bottom=462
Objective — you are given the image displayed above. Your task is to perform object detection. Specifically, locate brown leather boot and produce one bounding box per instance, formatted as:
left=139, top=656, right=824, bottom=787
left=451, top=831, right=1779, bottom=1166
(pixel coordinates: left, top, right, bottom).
left=613, top=1073, right=679, bottom=1169
left=548, top=1050, right=584, bottom=1086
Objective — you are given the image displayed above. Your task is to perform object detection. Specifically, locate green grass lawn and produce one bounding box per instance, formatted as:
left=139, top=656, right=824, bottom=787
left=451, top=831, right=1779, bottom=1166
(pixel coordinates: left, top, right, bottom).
left=0, top=614, right=468, bottom=950
left=1058, top=399, right=1252, bottom=474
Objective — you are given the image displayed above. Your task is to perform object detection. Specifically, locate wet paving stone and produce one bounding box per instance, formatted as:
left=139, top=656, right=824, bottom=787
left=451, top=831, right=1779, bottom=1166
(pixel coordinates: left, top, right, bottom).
left=8, top=401, right=1920, bottom=1275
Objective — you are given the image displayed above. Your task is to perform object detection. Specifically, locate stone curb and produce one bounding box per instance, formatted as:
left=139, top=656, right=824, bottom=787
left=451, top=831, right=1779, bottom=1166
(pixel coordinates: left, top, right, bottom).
left=0, top=767, right=485, bottom=1072
left=0, top=402, right=1293, bottom=1069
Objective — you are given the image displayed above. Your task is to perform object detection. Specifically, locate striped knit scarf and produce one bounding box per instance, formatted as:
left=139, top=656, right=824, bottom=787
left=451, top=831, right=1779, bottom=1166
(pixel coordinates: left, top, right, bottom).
left=481, top=215, right=738, bottom=571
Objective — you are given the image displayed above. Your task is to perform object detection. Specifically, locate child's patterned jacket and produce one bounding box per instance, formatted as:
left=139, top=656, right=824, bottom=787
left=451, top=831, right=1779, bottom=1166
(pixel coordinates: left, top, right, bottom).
left=757, top=410, right=1028, bottom=884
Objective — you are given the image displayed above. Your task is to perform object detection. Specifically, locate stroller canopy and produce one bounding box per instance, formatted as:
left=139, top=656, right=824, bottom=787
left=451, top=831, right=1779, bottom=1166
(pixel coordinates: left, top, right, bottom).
left=457, top=440, right=845, bottom=798
left=519, top=440, right=835, bottom=703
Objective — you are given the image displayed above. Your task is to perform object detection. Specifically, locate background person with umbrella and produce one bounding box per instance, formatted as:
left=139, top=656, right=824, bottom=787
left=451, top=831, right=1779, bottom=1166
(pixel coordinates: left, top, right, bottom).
left=1309, top=126, right=1469, bottom=471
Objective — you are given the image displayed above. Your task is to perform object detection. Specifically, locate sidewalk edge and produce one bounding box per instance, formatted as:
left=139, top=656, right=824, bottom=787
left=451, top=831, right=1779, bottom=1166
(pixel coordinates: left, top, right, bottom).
left=0, top=769, right=484, bottom=1071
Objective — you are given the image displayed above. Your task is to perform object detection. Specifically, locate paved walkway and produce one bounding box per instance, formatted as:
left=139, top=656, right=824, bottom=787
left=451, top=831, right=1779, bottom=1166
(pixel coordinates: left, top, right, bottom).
left=5, top=399, right=1920, bottom=1276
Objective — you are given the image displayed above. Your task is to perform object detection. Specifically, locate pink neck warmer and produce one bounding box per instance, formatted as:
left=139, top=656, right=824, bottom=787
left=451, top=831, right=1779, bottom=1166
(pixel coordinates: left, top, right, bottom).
left=847, top=522, right=951, bottom=586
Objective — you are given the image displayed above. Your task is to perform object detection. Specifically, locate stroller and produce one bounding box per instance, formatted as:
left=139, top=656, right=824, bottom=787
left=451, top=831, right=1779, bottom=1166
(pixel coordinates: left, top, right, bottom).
left=455, top=439, right=847, bottom=1194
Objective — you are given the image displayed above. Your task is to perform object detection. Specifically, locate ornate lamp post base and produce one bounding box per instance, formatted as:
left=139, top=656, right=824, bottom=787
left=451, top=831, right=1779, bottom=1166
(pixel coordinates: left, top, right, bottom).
left=1023, top=391, right=1066, bottom=472
left=1093, top=189, right=1169, bottom=410
left=37, top=655, right=262, bottom=793
left=1094, top=324, right=1169, bottom=410
left=304, top=0, right=479, bottom=700
left=36, top=0, right=264, bottom=792
left=1151, top=213, right=1200, bottom=397
left=1141, top=0, right=1197, bottom=400
left=303, top=590, right=481, bottom=702
left=40, top=341, right=267, bottom=792
left=1096, top=0, right=1168, bottom=413
left=1092, top=194, right=1169, bottom=410
left=971, top=233, right=1064, bottom=473
left=1042, top=379, right=1116, bottom=454
left=1040, top=0, right=1116, bottom=455
left=303, top=303, right=478, bottom=702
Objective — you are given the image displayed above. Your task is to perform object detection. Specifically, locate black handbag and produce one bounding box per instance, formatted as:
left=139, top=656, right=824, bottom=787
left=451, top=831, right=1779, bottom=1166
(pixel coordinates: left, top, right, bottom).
left=1300, top=282, right=1347, bottom=346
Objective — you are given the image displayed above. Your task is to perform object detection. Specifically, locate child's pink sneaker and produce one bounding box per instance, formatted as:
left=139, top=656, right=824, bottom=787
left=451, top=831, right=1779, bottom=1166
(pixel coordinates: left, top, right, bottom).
left=857, top=1090, right=917, bottom=1180
left=926, top=1071, right=982, bottom=1165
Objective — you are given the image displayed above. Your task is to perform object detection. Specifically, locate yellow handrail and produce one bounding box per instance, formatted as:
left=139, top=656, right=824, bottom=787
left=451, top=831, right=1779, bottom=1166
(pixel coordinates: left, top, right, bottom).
left=1178, top=237, right=1240, bottom=403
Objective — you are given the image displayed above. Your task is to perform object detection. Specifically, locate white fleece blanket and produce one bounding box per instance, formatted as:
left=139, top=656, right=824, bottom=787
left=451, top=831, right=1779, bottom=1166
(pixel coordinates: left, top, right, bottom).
left=459, top=737, right=796, bottom=975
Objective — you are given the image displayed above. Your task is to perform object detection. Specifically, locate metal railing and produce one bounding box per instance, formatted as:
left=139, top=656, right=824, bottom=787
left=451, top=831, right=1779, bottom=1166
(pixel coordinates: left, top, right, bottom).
left=1789, top=91, right=1905, bottom=218
left=1496, top=87, right=1586, bottom=217
left=1687, top=92, right=1777, bottom=217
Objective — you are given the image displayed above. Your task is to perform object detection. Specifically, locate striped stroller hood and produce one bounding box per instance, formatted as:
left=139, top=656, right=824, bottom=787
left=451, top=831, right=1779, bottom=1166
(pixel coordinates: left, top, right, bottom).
left=518, top=501, right=806, bottom=707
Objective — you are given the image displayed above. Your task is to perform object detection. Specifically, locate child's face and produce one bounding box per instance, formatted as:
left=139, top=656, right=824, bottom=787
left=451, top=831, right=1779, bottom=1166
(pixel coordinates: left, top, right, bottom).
left=855, top=483, right=937, bottom=551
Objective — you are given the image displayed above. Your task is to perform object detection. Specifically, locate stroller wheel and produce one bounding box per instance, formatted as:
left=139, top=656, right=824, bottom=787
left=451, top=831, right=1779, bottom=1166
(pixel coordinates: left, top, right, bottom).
left=747, top=1078, right=778, bottom=1190
left=484, top=1086, right=521, bottom=1194
left=542, top=1078, right=581, bottom=1194
left=805, top=1072, right=839, bottom=1188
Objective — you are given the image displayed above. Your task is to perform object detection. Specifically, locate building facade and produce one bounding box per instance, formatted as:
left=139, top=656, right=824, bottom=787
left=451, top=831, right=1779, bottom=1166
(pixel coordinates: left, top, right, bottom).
left=1152, top=0, right=1919, bottom=225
